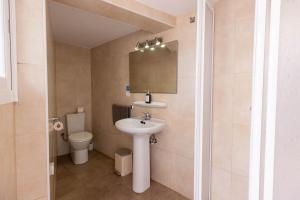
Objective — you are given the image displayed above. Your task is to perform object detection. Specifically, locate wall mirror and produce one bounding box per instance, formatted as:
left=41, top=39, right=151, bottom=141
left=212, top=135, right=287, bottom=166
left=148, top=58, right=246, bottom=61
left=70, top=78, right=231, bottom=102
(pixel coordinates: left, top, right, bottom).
left=129, top=40, right=178, bottom=94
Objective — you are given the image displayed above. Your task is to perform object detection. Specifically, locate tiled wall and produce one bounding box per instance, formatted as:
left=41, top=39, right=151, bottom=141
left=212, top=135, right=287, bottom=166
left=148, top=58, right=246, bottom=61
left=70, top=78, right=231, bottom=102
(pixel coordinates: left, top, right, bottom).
left=211, top=0, right=254, bottom=200
left=0, top=1, right=49, bottom=199
left=0, top=104, right=17, bottom=200
left=55, top=42, right=92, bottom=156
left=15, top=0, right=48, bottom=199
left=91, top=13, right=196, bottom=199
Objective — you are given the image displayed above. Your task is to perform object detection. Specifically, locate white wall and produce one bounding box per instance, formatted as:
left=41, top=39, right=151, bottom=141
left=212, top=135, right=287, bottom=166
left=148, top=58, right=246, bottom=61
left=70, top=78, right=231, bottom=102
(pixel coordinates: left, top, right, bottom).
left=273, top=1, right=300, bottom=199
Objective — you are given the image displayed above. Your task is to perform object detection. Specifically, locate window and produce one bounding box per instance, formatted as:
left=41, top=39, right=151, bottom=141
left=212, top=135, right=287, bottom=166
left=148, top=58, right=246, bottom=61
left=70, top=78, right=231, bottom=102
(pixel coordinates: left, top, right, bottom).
left=0, top=0, right=17, bottom=105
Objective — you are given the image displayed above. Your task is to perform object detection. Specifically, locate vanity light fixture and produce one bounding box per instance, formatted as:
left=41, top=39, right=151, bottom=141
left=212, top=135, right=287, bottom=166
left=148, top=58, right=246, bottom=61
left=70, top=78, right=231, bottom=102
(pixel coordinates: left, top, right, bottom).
left=134, top=37, right=165, bottom=52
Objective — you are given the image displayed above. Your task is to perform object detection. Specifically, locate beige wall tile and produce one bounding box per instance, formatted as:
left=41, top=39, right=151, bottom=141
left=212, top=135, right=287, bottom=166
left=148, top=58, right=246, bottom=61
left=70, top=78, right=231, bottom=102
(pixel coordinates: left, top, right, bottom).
left=91, top=13, right=196, bottom=198
left=171, top=154, right=194, bottom=199
left=14, top=67, right=48, bottom=198
left=16, top=64, right=46, bottom=104
left=0, top=103, right=17, bottom=200
left=213, top=74, right=234, bottom=124
left=214, top=25, right=235, bottom=76
left=170, top=116, right=194, bottom=159
left=15, top=133, right=47, bottom=200
left=233, top=74, right=252, bottom=125
left=14, top=0, right=49, bottom=199
left=55, top=42, right=92, bottom=156
left=150, top=147, right=173, bottom=188
left=214, top=1, right=235, bottom=30
left=211, top=167, right=231, bottom=200
left=212, top=0, right=254, bottom=199
left=15, top=64, right=47, bottom=135
left=211, top=171, right=248, bottom=200
left=234, top=18, right=254, bottom=74
left=212, top=122, right=232, bottom=171
left=231, top=174, right=249, bottom=200
left=234, top=0, right=255, bottom=21
left=95, top=132, right=118, bottom=158
left=16, top=0, right=45, bottom=65
left=232, top=124, right=250, bottom=176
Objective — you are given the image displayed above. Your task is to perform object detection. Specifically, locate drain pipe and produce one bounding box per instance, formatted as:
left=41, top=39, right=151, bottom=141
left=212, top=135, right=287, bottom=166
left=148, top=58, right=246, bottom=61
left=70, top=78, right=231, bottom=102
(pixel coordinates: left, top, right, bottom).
left=150, top=135, right=158, bottom=144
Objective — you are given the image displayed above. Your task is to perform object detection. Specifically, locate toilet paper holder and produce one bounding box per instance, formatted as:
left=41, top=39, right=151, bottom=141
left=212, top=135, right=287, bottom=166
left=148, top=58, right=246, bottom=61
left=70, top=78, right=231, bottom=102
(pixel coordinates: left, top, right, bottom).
left=49, top=117, right=64, bottom=132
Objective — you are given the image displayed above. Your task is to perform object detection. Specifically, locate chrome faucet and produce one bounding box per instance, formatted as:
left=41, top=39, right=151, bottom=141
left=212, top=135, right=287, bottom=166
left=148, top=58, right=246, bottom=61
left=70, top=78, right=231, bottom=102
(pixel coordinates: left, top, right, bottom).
left=143, top=112, right=151, bottom=120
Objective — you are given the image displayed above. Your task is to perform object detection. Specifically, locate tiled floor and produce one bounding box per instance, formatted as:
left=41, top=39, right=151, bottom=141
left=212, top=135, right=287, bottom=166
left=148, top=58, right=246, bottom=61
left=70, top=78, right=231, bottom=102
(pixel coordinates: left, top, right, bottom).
left=56, top=151, right=188, bottom=200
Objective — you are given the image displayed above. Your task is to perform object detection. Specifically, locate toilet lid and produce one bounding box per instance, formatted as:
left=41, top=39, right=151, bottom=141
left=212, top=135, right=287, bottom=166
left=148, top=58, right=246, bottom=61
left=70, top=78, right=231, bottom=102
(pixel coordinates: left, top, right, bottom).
left=69, top=132, right=93, bottom=142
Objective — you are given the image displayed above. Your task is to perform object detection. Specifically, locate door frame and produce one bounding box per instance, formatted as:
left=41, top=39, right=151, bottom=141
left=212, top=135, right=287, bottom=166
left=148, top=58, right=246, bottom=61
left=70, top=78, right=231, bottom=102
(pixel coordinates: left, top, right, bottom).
left=193, top=0, right=206, bottom=199
left=248, top=0, right=282, bottom=199
left=248, top=0, right=268, bottom=199
left=262, top=0, right=282, bottom=200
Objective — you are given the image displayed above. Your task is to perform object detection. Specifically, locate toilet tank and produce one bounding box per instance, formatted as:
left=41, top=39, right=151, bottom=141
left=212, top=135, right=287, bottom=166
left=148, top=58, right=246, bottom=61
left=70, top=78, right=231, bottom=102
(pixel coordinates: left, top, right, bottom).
left=66, top=113, right=85, bottom=134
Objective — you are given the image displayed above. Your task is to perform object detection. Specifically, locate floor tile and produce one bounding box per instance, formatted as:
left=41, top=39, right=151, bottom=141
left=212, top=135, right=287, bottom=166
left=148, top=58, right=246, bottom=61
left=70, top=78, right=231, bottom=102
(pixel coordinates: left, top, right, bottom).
left=56, top=151, right=188, bottom=200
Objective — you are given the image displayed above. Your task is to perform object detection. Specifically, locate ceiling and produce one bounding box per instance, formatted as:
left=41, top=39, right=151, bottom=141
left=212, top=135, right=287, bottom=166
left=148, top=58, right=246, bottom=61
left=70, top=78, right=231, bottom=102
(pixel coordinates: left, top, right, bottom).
left=49, top=0, right=197, bottom=48
left=49, top=1, right=139, bottom=48
left=136, top=0, right=197, bottom=16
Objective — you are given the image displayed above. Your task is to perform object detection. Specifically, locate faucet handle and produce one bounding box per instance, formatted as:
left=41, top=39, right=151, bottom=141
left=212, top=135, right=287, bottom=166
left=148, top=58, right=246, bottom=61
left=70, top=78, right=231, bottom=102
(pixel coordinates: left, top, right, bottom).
left=142, top=112, right=151, bottom=120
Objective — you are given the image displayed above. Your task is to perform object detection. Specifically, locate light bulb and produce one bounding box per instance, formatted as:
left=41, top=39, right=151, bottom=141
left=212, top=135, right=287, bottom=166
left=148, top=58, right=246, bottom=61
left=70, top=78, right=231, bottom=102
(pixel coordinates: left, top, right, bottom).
left=160, top=43, right=166, bottom=48
left=150, top=46, right=155, bottom=51
left=145, top=41, right=150, bottom=49
left=135, top=42, right=140, bottom=51
left=155, top=38, right=162, bottom=46
left=140, top=49, right=144, bottom=52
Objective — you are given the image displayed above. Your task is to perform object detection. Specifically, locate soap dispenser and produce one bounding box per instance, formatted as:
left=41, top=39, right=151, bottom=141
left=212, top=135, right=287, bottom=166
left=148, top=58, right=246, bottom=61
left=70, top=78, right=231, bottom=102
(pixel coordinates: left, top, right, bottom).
left=145, top=89, right=152, bottom=104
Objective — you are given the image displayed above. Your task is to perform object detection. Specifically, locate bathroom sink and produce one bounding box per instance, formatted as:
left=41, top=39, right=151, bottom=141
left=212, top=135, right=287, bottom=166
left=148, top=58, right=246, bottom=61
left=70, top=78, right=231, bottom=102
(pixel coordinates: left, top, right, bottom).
left=115, top=118, right=165, bottom=136
left=115, top=117, right=165, bottom=193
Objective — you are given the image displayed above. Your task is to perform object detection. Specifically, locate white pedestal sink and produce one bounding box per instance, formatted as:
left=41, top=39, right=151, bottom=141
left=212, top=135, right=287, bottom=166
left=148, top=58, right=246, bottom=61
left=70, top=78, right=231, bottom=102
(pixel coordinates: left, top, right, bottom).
left=115, top=117, right=165, bottom=193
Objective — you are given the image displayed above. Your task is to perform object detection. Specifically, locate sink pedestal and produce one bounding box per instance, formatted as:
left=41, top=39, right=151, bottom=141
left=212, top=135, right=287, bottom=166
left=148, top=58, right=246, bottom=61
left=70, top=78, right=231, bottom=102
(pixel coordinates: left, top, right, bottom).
left=132, top=135, right=150, bottom=193
left=115, top=118, right=165, bottom=193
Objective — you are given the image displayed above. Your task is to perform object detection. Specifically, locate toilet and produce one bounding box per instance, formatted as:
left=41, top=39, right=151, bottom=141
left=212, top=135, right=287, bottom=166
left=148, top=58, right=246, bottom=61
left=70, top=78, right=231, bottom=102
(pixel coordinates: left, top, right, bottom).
left=66, top=113, right=93, bottom=164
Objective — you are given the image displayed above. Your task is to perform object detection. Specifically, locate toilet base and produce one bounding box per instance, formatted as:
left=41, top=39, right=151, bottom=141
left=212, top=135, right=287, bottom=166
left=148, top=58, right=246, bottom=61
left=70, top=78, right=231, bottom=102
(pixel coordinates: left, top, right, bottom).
left=71, top=149, right=88, bottom=164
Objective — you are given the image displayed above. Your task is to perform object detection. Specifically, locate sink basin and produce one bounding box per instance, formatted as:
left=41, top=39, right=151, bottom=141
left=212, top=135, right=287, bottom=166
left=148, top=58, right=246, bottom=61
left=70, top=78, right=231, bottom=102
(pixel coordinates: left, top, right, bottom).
left=115, top=117, right=165, bottom=193
left=115, top=118, right=164, bottom=136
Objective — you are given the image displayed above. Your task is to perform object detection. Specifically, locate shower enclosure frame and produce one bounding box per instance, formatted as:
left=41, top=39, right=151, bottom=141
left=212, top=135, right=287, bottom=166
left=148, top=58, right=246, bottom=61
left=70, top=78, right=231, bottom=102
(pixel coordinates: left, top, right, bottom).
left=194, top=0, right=283, bottom=200
left=194, top=0, right=214, bottom=199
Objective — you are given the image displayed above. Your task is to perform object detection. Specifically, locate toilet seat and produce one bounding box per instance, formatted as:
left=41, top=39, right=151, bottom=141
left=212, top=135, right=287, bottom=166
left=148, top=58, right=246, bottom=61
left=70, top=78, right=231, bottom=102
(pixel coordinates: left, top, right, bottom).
left=69, top=131, right=93, bottom=142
